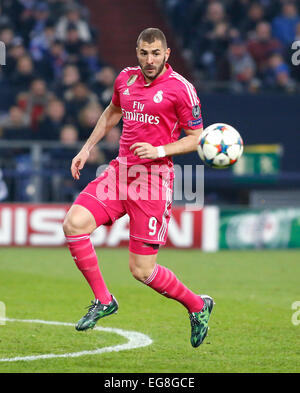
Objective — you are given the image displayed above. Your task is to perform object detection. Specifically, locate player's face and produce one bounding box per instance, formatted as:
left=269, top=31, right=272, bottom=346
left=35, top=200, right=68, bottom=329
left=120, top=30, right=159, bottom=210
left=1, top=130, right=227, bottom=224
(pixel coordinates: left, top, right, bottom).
left=136, top=40, right=170, bottom=82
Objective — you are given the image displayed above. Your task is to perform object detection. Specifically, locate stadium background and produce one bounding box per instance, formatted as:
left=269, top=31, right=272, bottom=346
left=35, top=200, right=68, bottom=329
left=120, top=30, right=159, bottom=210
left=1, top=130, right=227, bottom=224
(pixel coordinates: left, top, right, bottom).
left=0, top=0, right=299, bottom=374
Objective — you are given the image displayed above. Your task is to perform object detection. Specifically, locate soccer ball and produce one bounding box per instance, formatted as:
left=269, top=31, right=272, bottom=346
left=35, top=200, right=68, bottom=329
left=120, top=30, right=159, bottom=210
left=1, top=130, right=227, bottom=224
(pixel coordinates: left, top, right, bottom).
left=197, top=123, right=244, bottom=168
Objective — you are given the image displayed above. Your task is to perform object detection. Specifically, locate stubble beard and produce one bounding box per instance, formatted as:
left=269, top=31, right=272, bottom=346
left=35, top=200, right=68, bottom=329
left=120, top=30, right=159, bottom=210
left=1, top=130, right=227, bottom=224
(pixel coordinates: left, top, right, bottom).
left=140, top=57, right=166, bottom=81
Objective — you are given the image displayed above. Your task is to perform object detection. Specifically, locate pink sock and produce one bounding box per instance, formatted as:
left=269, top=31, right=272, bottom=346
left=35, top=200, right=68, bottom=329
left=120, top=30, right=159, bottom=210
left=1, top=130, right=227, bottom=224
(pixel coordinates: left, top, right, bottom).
left=144, top=264, right=204, bottom=313
left=66, top=234, right=112, bottom=304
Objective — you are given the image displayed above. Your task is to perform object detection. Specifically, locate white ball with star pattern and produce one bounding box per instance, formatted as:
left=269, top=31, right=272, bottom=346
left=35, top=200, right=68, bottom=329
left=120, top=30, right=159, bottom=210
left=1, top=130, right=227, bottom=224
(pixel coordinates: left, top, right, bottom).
left=197, top=123, right=244, bottom=168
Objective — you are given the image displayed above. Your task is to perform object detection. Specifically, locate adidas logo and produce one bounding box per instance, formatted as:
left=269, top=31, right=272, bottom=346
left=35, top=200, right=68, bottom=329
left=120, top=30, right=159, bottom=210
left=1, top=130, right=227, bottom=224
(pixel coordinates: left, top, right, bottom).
left=123, top=88, right=130, bottom=95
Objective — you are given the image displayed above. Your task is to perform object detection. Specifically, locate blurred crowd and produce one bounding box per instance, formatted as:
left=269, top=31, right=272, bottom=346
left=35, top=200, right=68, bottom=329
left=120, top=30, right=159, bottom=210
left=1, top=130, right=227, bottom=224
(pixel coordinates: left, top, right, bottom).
left=1, top=0, right=299, bottom=202
left=0, top=0, right=120, bottom=147
left=161, top=0, right=300, bottom=93
left=1, top=0, right=299, bottom=147
left=0, top=0, right=120, bottom=201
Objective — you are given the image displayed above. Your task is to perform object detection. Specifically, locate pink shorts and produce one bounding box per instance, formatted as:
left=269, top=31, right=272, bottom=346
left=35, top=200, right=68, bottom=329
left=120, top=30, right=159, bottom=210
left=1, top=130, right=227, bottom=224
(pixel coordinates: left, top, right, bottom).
left=74, top=159, right=174, bottom=250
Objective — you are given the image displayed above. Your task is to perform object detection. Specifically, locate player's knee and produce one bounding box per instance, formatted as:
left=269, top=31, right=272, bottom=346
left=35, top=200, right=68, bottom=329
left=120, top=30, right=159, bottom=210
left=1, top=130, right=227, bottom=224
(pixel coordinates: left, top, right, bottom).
left=130, top=267, right=150, bottom=282
left=129, top=264, right=149, bottom=282
left=62, top=213, right=88, bottom=236
left=63, top=205, right=97, bottom=236
left=129, top=253, right=157, bottom=282
left=63, top=215, right=81, bottom=236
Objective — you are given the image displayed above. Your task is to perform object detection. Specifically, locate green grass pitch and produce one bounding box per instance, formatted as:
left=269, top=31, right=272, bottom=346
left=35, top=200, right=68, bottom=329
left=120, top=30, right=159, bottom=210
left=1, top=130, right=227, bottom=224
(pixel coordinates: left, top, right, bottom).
left=0, top=247, right=299, bottom=373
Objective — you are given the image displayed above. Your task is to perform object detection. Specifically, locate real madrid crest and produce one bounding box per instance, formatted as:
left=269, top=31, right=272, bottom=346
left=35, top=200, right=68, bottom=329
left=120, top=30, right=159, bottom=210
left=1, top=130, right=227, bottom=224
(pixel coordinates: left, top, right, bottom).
left=127, top=74, right=138, bottom=86
left=153, top=90, right=163, bottom=103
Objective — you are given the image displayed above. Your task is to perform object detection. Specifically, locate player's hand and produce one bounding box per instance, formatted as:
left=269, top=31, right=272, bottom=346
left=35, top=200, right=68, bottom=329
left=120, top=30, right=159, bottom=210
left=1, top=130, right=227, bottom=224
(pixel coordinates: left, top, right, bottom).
left=130, top=142, right=159, bottom=159
left=71, top=149, right=90, bottom=180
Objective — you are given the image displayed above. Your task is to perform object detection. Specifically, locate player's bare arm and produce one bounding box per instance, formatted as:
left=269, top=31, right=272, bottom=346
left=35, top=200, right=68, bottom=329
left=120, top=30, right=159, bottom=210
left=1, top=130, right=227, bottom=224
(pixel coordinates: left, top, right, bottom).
left=130, top=128, right=203, bottom=159
left=71, top=102, right=122, bottom=180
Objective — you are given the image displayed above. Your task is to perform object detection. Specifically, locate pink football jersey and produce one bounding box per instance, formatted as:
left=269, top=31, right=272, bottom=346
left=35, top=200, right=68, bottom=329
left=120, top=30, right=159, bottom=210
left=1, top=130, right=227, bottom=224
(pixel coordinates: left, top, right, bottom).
left=112, top=63, right=202, bottom=167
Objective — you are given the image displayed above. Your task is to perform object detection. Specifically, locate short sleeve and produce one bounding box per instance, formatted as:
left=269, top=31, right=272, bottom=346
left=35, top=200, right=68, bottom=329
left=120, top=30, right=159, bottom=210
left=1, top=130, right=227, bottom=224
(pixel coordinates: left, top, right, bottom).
left=111, top=73, right=122, bottom=107
left=175, top=83, right=203, bottom=130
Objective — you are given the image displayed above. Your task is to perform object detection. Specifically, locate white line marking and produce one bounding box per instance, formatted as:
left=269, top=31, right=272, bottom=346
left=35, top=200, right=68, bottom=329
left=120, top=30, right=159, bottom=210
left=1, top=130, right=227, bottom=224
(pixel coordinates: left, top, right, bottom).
left=0, top=318, right=153, bottom=362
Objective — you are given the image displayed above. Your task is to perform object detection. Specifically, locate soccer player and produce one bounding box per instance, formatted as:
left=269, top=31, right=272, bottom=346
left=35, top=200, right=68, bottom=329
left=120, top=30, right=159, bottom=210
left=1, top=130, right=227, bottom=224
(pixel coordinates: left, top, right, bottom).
left=63, top=28, right=214, bottom=348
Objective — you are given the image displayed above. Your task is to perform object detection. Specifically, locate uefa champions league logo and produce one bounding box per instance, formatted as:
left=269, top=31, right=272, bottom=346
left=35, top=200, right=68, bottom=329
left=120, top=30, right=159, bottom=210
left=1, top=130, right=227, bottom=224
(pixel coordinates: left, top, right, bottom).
left=0, top=41, right=6, bottom=65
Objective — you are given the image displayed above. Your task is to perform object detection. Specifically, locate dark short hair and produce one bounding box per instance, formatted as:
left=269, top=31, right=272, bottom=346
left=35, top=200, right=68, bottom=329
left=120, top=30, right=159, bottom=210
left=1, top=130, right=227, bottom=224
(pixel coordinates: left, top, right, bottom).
left=136, top=28, right=167, bottom=49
